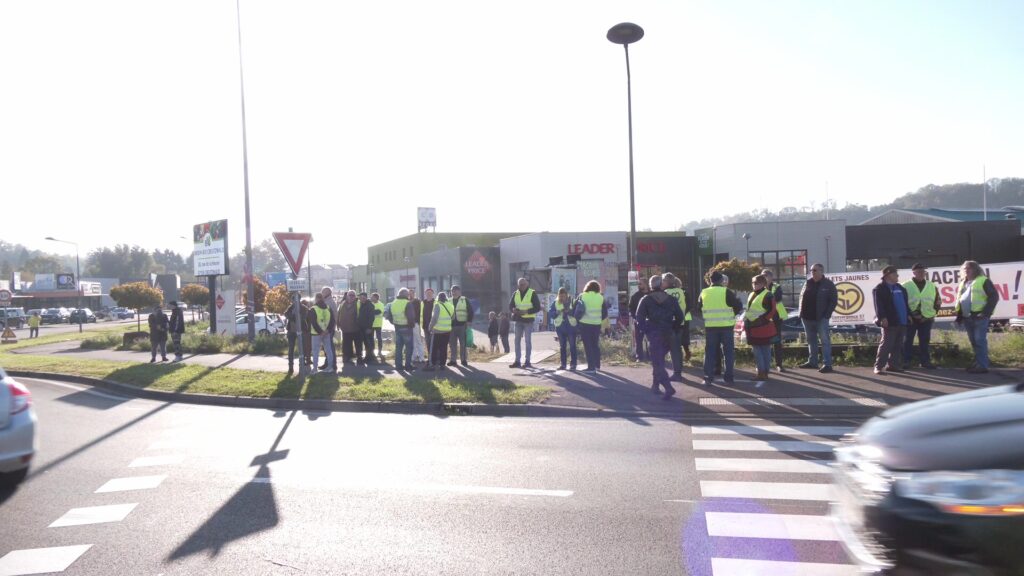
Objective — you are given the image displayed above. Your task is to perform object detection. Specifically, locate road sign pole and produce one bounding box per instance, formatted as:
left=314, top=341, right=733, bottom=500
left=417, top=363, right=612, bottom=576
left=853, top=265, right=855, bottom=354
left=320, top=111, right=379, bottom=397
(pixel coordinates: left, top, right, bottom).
left=208, top=275, right=218, bottom=334
left=294, top=283, right=306, bottom=379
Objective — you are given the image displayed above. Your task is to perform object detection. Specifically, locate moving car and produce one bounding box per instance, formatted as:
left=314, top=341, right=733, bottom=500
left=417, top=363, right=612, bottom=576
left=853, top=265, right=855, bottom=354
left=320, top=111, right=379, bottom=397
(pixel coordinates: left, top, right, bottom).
left=0, top=367, right=36, bottom=486
left=68, top=308, right=97, bottom=323
left=41, top=308, right=66, bottom=324
left=831, top=384, right=1024, bottom=574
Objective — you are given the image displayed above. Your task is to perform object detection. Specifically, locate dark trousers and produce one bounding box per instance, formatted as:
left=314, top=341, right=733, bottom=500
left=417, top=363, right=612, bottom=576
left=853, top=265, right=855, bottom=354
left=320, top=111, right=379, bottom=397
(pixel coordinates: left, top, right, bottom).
left=450, top=325, right=468, bottom=364
left=342, top=331, right=359, bottom=362
left=171, top=333, right=183, bottom=357
left=875, top=324, right=907, bottom=370
left=431, top=332, right=451, bottom=366
left=557, top=326, right=578, bottom=368
left=903, top=319, right=933, bottom=367
left=648, top=328, right=672, bottom=388
left=374, top=327, right=383, bottom=354
left=287, top=332, right=298, bottom=368
left=29, top=326, right=39, bottom=338
left=579, top=323, right=602, bottom=370
left=500, top=333, right=510, bottom=353
left=669, top=327, right=684, bottom=374
left=363, top=329, right=375, bottom=362
left=771, top=317, right=784, bottom=367
left=303, top=332, right=312, bottom=365
left=633, top=322, right=648, bottom=360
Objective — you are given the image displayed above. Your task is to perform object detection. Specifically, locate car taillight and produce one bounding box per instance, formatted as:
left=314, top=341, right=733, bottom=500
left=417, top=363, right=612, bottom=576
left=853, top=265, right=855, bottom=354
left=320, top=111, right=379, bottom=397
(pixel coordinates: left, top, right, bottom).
left=8, top=380, right=31, bottom=415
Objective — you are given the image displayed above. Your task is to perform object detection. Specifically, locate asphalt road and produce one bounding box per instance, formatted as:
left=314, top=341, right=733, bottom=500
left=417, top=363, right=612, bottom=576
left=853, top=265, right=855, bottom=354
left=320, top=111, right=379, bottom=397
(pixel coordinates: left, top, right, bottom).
left=0, top=378, right=872, bottom=575
left=5, top=318, right=143, bottom=339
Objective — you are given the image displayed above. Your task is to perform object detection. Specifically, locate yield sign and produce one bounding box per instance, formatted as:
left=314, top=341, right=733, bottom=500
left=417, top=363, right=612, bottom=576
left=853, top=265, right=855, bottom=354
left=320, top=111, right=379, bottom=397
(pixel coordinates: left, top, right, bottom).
left=273, top=232, right=312, bottom=277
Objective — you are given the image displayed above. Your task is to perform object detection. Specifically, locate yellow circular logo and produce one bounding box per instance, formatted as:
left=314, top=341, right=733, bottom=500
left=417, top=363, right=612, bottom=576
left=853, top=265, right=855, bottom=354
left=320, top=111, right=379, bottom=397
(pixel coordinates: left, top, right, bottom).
left=834, top=282, right=864, bottom=315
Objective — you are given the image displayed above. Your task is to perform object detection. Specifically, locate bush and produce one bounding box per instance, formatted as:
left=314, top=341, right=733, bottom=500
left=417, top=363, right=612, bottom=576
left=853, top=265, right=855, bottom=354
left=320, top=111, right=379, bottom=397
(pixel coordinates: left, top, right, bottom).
left=80, top=333, right=124, bottom=350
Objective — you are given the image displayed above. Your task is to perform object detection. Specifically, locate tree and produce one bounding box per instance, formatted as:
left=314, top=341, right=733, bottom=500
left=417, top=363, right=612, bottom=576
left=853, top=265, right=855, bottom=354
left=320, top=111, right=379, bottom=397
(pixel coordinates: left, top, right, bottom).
left=241, top=277, right=269, bottom=313
left=110, top=282, right=163, bottom=331
left=264, top=284, right=291, bottom=314
left=706, top=258, right=762, bottom=294
left=180, top=283, right=210, bottom=322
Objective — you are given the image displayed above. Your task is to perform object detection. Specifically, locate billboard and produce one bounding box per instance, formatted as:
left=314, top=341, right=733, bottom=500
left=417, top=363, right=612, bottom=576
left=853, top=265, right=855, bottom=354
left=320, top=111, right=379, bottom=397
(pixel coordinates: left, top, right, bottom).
left=32, top=274, right=55, bottom=290
left=56, top=273, right=75, bottom=290
left=265, top=272, right=289, bottom=289
left=417, top=207, right=437, bottom=230
left=192, top=219, right=229, bottom=277
left=825, top=261, right=1024, bottom=325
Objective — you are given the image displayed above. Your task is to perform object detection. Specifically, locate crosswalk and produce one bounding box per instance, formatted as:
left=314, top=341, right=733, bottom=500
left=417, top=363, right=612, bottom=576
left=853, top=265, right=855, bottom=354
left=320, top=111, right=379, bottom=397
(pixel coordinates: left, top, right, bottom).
left=689, top=423, right=860, bottom=576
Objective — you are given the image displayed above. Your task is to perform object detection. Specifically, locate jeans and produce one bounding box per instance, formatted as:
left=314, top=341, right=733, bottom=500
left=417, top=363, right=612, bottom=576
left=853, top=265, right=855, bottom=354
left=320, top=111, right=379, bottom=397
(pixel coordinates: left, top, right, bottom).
left=964, top=316, right=990, bottom=369
left=363, top=329, right=375, bottom=362
left=903, top=319, right=934, bottom=367
left=648, top=328, right=672, bottom=388
left=557, top=325, right=578, bottom=368
left=669, top=327, right=684, bottom=374
left=579, top=323, right=601, bottom=370
left=703, top=328, right=734, bottom=381
left=633, top=322, right=647, bottom=360
left=431, top=332, right=451, bottom=366
left=771, top=317, right=784, bottom=367
left=753, top=345, right=772, bottom=374
left=150, top=339, right=166, bottom=360
left=450, top=325, right=468, bottom=364
left=514, top=321, right=533, bottom=364
left=313, top=333, right=336, bottom=372
left=875, top=324, right=906, bottom=370
left=394, top=326, right=413, bottom=368
left=287, top=332, right=298, bottom=368
left=801, top=318, right=832, bottom=366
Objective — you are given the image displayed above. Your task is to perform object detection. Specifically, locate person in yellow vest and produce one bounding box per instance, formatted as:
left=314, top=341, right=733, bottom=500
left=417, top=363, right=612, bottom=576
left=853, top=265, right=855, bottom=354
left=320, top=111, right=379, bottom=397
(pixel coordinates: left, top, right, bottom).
left=309, top=292, right=336, bottom=374
left=371, top=293, right=385, bottom=363
left=508, top=277, right=541, bottom=368
left=385, top=288, right=414, bottom=371
left=575, top=280, right=607, bottom=372
left=698, top=270, right=743, bottom=385
left=902, top=263, right=941, bottom=369
left=28, top=311, right=41, bottom=338
left=744, top=274, right=778, bottom=385
left=662, top=272, right=692, bottom=382
left=762, top=270, right=788, bottom=372
left=424, top=291, right=455, bottom=371
left=548, top=287, right=579, bottom=370
left=955, top=260, right=999, bottom=374
left=448, top=285, right=474, bottom=367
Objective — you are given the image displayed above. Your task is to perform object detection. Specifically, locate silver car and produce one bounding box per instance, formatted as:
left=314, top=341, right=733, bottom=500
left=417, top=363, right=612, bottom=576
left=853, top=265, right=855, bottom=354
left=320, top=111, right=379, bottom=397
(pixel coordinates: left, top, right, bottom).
left=0, top=367, right=36, bottom=486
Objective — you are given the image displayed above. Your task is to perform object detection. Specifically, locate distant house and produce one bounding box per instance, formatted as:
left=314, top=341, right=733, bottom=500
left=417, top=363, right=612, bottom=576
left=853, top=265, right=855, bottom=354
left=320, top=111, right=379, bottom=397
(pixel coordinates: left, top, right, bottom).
left=861, top=207, right=1024, bottom=231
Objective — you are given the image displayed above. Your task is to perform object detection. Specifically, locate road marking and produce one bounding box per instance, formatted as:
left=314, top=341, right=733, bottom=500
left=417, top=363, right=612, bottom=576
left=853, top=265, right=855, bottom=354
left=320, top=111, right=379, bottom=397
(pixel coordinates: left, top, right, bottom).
left=693, top=440, right=837, bottom=452
left=128, top=455, right=185, bottom=468
left=695, top=458, right=831, bottom=474
left=705, top=512, right=840, bottom=541
left=95, top=475, right=167, bottom=493
left=698, top=397, right=886, bottom=407
left=26, top=378, right=131, bottom=402
left=49, top=503, right=138, bottom=528
left=0, top=545, right=92, bottom=576
left=711, top=557, right=859, bottom=575
left=246, top=477, right=573, bottom=497
left=146, top=440, right=189, bottom=451
left=692, top=425, right=854, bottom=436
left=700, top=481, right=834, bottom=501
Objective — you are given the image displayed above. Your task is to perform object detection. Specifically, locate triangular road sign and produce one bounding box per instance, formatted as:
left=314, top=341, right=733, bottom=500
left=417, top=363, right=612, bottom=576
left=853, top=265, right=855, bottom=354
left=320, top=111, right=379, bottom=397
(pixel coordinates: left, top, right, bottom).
left=273, top=232, right=312, bottom=277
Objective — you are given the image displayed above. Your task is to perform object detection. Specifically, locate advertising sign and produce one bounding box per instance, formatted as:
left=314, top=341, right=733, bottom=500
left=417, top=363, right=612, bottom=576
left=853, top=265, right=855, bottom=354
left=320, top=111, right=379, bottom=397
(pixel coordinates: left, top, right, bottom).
left=825, top=261, right=1024, bottom=325
left=265, top=272, right=289, bottom=289
left=33, top=274, right=55, bottom=291
left=56, top=273, right=75, bottom=290
left=192, top=220, right=229, bottom=277
left=463, top=250, right=492, bottom=281
left=215, top=289, right=236, bottom=336
left=417, top=207, right=437, bottom=229
left=603, top=262, right=620, bottom=319
left=12, top=272, right=21, bottom=291
left=550, top=267, right=577, bottom=297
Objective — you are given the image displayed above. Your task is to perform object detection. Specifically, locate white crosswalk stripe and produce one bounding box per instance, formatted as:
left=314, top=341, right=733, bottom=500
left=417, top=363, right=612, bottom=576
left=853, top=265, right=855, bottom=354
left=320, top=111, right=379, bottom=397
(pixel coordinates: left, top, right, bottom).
left=0, top=545, right=92, bottom=576
left=95, top=474, right=167, bottom=493
left=49, top=503, right=138, bottom=528
left=693, top=422, right=855, bottom=573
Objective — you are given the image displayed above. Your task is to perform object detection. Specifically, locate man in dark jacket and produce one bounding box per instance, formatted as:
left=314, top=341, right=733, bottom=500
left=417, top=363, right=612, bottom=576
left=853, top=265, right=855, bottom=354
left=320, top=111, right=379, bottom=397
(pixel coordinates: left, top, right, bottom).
left=628, top=278, right=650, bottom=362
left=798, top=263, right=838, bottom=373
left=168, top=301, right=186, bottom=361
left=356, top=292, right=376, bottom=365
left=636, top=275, right=685, bottom=400
left=337, top=290, right=360, bottom=366
left=284, top=298, right=310, bottom=374
left=148, top=305, right=169, bottom=363
left=448, top=285, right=475, bottom=367
left=872, top=266, right=910, bottom=375
left=420, top=288, right=435, bottom=359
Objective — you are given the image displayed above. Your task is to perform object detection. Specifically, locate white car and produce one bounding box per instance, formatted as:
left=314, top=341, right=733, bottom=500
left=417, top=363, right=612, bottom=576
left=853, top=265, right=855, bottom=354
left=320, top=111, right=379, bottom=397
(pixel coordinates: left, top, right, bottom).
left=232, top=313, right=284, bottom=336
left=0, top=367, right=36, bottom=486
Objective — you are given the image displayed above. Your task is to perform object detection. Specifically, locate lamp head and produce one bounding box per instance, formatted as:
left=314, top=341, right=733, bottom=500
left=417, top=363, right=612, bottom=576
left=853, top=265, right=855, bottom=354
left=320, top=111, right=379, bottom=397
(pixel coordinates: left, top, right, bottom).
left=607, top=22, right=644, bottom=45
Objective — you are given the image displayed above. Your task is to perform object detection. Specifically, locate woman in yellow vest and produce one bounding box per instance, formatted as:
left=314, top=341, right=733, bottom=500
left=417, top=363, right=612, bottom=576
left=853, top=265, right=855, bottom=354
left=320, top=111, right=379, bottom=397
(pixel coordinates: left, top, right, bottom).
left=575, top=280, right=607, bottom=372
left=744, top=274, right=778, bottom=385
left=425, top=292, right=455, bottom=371
left=548, top=287, right=579, bottom=370
left=954, top=260, right=1000, bottom=373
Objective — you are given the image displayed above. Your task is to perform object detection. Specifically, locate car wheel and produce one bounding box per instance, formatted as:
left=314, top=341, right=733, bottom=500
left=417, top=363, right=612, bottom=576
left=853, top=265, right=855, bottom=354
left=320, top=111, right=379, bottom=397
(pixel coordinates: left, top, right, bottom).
left=0, top=467, right=28, bottom=488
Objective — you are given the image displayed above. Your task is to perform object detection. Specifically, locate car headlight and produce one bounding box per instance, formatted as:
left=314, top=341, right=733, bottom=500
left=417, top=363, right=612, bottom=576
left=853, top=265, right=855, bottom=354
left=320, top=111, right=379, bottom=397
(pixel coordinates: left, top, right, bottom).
left=896, top=470, right=1024, bottom=516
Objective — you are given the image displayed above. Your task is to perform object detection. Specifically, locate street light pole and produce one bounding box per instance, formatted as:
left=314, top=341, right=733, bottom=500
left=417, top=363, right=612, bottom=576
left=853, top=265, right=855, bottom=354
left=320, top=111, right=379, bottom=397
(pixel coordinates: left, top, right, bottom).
left=741, top=233, right=751, bottom=262
left=235, top=0, right=256, bottom=342
left=45, top=237, right=82, bottom=333
left=607, top=22, right=644, bottom=276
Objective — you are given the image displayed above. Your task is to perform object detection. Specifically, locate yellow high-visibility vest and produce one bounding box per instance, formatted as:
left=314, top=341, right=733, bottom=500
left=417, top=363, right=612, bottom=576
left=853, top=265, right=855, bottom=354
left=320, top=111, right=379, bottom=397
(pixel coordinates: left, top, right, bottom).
left=453, top=297, right=469, bottom=322
left=313, top=306, right=331, bottom=331
left=579, top=292, right=604, bottom=325
left=700, top=286, right=735, bottom=328
left=552, top=300, right=577, bottom=328
left=665, top=287, right=687, bottom=317
left=373, top=302, right=384, bottom=328
left=902, top=280, right=938, bottom=319
left=390, top=299, right=409, bottom=326
left=745, top=289, right=770, bottom=322
left=432, top=301, right=454, bottom=333
left=955, top=275, right=989, bottom=315
left=513, top=289, right=536, bottom=319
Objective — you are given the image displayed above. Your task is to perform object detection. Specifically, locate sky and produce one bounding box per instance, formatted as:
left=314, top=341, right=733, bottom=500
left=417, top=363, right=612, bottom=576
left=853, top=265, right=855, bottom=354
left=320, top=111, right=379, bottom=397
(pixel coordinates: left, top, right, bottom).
left=3, top=0, right=1023, bottom=268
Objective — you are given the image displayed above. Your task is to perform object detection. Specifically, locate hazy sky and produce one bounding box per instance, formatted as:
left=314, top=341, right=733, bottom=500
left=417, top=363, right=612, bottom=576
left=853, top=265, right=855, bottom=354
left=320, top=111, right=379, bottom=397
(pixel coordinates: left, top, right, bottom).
left=3, top=0, right=1022, bottom=267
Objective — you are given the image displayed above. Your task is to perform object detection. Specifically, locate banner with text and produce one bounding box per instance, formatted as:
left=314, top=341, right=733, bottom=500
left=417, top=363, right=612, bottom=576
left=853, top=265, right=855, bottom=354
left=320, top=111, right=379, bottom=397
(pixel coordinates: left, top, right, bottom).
left=826, top=261, right=1024, bottom=325
left=193, top=219, right=229, bottom=277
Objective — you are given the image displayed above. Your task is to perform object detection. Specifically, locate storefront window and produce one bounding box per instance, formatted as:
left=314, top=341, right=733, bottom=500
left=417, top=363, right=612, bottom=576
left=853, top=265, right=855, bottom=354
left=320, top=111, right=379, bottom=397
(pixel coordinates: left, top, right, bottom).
left=749, top=249, right=808, bottom=308
left=845, top=258, right=890, bottom=272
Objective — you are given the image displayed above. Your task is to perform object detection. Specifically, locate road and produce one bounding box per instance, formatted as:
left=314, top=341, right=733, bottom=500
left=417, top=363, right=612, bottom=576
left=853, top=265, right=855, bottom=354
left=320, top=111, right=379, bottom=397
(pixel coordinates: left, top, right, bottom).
left=4, top=318, right=144, bottom=339
left=0, top=378, right=871, bottom=575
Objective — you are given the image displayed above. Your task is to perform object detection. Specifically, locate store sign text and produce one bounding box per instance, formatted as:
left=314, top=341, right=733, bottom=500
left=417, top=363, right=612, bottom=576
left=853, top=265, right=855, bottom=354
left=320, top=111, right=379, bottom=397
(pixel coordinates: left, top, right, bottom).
left=567, top=243, right=616, bottom=255
left=637, top=241, right=666, bottom=254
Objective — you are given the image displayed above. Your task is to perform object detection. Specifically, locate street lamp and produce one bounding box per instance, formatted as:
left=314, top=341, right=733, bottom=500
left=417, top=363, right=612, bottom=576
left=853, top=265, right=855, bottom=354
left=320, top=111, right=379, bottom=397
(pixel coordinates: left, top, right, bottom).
left=367, top=263, right=376, bottom=292
left=235, top=0, right=256, bottom=342
left=45, top=236, right=82, bottom=333
left=607, top=22, right=644, bottom=276
left=741, top=233, right=752, bottom=261
left=825, top=235, right=832, bottom=273
left=403, top=256, right=411, bottom=289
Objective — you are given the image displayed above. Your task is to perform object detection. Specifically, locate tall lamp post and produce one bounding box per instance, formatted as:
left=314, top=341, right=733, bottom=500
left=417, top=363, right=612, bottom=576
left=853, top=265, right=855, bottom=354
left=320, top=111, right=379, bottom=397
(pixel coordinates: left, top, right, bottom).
left=824, top=235, right=832, bottom=274
left=367, top=263, right=375, bottom=292
left=403, top=256, right=411, bottom=290
left=45, top=237, right=82, bottom=333
left=741, top=233, right=752, bottom=262
left=607, top=22, right=644, bottom=275
left=235, top=0, right=256, bottom=341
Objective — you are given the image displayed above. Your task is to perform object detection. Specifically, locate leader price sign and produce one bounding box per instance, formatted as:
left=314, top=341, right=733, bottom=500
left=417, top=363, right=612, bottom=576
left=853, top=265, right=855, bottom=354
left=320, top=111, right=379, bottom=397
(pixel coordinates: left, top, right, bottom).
left=827, top=261, right=1024, bottom=325
left=193, top=220, right=229, bottom=277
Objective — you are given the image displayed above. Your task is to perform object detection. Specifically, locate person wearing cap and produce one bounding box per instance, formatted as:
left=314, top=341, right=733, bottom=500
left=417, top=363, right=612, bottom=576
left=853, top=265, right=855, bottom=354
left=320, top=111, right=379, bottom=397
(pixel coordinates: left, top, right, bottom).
left=448, top=285, right=474, bottom=367
left=762, top=269, right=788, bottom=371
left=698, top=270, right=743, bottom=385
left=902, top=263, right=941, bottom=369
left=872, top=265, right=910, bottom=374
left=168, top=301, right=186, bottom=361
left=636, top=274, right=685, bottom=400
left=337, top=290, right=361, bottom=366
left=284, top=297, right=311, bottom=374
left=798, top=263, right=838, bottom=373
left=148, top=304, right=169, bottom=363
left=356, top=292, right=376, bottom=365
left=955, top=260, right=1000, bottom=374
left=425, top=291, right=454, bottom=371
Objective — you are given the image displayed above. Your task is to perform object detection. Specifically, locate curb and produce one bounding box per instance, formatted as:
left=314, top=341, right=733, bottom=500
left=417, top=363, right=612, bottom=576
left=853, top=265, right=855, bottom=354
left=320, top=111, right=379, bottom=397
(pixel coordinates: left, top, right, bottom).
left=9, top=369, right=887, bottom=421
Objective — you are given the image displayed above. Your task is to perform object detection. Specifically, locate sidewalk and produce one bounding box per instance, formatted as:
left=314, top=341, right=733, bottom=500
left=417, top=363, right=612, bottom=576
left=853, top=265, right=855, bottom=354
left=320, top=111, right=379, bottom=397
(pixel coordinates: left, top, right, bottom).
left=12, top=340, right=1022, bottom=418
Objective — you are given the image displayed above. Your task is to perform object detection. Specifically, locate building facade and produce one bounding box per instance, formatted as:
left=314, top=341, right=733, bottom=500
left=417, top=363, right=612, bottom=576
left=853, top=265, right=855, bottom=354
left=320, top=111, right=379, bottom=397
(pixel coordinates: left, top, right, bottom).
left=846, top=220, right=1022, bottom=271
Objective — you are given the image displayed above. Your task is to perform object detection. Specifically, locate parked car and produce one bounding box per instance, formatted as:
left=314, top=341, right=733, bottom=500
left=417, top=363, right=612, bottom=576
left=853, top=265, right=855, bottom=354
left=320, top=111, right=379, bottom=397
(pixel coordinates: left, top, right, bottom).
left=0, top=308, right=27, bottom=329
left=41, top=308, right=66, bottom=324
left=68, top=308, right=97, bottom=323
left=1008, top=317, right=1024, bottom=332
left=232, top=313, right=284, bottom=336
left=831, top=383, right=1024, bottom=574
left=0, top=367, right=36, bottom=486
left=111, top=307, right=135, bottom=320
